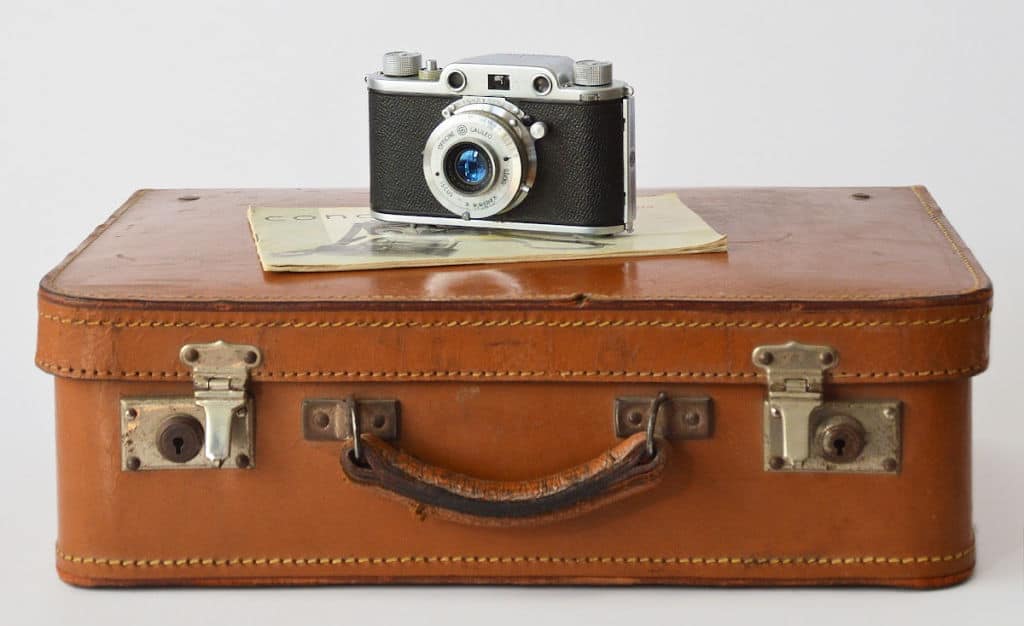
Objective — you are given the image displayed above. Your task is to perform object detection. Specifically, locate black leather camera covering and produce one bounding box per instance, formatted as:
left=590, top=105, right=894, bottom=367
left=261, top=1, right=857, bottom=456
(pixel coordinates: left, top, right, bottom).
left=368, top=91, right=626, bottom=228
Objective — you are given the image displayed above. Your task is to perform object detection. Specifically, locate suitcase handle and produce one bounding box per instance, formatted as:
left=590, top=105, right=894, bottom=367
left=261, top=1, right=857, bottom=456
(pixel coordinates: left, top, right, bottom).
left=337, top=393, right=676, bottom=526
left=340, top=431, right=668, bottom=526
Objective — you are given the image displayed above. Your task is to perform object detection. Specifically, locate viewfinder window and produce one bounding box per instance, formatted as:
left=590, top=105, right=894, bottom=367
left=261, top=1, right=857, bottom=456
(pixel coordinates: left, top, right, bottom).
left=487, top=74, right=510, bottom=90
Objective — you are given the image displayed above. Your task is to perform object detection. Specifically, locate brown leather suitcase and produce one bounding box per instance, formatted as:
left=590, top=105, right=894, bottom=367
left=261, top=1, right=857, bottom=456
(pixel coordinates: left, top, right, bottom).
left=36, top=186, right=990, bottom=588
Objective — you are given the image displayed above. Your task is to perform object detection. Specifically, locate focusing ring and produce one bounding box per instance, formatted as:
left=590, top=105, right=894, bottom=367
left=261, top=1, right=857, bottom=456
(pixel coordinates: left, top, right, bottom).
left=422, top=99, right=537, bottom=220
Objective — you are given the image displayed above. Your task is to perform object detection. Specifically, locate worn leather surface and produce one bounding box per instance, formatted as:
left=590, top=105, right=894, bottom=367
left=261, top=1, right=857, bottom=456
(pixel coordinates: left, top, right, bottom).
left=340, top=432, right=668, bottom=526
left=37, top=186, right=990, bottom=304
left=37, top=187, right=990, bottom=587
left=51, top=377, right=976, bottom=587
left=369, top=92, right=626, bottom=226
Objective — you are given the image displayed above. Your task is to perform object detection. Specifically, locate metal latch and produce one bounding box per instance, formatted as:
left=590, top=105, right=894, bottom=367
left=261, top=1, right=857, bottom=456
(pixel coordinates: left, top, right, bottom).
left=753, top=341, right=901, bottom=473
left=121, top=341, right=261, bottom=471
left=181, top=341, right=261, bottom=464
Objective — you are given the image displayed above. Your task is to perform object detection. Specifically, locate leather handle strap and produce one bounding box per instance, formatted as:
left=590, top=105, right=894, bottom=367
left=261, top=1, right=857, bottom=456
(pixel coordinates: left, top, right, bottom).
left=340, top=432, right=669, bottom=527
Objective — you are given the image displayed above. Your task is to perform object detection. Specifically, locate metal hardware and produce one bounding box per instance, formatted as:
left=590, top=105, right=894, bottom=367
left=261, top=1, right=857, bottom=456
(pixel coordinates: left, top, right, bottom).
left=369, top=209, right=627, bottom=236
left=367, top=53, right=633, bottom=103
left=816, top=415, right=866, bottom=463
left=764, top=401, right=902, bottom=473
left=120, top=396, right=255, bottom=471
left=348, top=398, right=363, bottom=462
left=614, top=395, right=713, bottom=441
left=311, top=395, right=697, bottom=455
left=181, top=341, right=261, bottom=465
left=424, top=97, right=538, bottom=222
left=752, top=341, right=836, bottom=465
left=156, top=415, right=205, bottom=463
left=302, top=398, right=400, bottom=443
left=644, top=392, right=670, bottom=458
left=382, top=50, right=422, bottom=77
left=622, top=93, right=636, bottom=231
left=418, top=59, right=441, bottom=81
left=573, top=59, right=614, bottom=87
left=120, top=340, right=260, bottom=471
left=754, top=341, right=901, bottom=473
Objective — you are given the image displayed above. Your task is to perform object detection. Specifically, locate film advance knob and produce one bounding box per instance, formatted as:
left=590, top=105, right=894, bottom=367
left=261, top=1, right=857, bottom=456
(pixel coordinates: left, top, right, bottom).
left=573, top=59, right=613, bottom=86
left=382, top=51, right=422, bottom=77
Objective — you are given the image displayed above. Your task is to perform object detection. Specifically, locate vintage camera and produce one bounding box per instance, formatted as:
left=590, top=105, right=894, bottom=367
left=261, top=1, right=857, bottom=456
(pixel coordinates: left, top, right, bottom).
left=367, top=52, right=636, bottom=235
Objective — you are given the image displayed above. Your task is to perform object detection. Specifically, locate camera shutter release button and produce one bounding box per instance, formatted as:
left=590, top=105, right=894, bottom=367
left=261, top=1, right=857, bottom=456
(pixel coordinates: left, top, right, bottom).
left=419, top=59, right=441, bottom=81
left=573, top=60, right=613, bottom=86
left=382, top=51, right=422, bottom=77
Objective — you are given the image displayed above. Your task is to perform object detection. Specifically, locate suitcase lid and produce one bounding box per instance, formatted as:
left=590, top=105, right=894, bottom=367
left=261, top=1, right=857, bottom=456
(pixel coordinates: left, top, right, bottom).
left=37, top=187, right=991, bottom=385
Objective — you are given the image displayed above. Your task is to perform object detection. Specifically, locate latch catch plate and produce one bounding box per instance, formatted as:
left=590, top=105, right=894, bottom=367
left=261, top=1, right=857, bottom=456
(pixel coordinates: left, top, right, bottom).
left=121, top=397, right=255, bottom=471
left=763, top=400, right=902, bottom=473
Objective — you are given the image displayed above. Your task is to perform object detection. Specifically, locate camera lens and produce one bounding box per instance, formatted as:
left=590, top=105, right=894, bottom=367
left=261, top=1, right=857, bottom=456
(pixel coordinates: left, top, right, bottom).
left=422, top=101, right=538, bottom=220
left=456, top=147, right=488, bottom=184
left=443, top=143, right=493, bottom=192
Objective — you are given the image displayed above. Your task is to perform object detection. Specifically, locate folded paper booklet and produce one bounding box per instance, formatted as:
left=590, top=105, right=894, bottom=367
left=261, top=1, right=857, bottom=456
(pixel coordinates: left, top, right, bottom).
left=248, top=192, right=726, bottom=272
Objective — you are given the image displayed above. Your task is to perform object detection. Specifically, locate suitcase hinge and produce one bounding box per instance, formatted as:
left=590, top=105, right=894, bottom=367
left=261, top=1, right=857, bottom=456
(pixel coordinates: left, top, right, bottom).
left=753, top=341, right=902, bottom=474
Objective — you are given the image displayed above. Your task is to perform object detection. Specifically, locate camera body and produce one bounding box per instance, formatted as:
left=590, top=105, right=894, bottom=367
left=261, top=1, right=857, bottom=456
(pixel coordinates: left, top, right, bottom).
left=367, top=52, right=636, bottom=235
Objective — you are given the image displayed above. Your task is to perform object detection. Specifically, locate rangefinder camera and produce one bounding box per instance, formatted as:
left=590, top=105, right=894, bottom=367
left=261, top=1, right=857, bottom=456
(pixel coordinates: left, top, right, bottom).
left=366, top=52, right=636, bottom=235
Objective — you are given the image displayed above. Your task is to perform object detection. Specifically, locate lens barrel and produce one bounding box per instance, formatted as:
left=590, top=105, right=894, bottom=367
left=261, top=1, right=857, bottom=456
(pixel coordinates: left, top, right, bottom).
left=422, top=100, right=538, bottom=220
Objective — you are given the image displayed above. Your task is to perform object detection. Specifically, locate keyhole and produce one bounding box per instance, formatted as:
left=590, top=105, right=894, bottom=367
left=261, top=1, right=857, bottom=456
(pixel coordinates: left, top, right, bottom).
left=156, top=415, right=204, bottom=463
left=818, top=418, right=865, bottom=464
left=833, top=438, right=846, bottom=457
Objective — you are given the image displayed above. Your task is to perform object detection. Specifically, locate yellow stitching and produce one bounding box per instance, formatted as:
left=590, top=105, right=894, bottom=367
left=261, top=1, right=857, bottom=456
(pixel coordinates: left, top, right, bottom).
left=35, top=360, right=985, bottom=380
left=911, top=186, right=981, bottom=290
left=833, top=367, right=982, bottom=379
left=37, top=362, right=189, bottom=379
left=556, top=370, right=759, bottom=379
left=257, top=369, right=550, bottom=379
left=38, top=312, right=989, bottom=330
left=56, top=546, right=973, bottom=569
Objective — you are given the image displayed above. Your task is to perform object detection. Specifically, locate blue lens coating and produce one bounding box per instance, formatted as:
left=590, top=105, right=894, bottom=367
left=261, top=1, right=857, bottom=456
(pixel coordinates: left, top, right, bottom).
left=455, top=148, right=489, bottom=185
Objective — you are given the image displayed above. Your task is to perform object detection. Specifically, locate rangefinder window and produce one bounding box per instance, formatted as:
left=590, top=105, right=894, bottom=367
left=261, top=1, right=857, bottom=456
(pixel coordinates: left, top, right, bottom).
left=487, top=74, right=510, bottom=90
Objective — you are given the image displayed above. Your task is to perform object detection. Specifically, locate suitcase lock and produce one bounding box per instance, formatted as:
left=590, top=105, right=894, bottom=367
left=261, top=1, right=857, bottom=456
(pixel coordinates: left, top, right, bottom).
left=753, top=341, right=901, bottom=474
left=120, top=341, right=261, bottom=471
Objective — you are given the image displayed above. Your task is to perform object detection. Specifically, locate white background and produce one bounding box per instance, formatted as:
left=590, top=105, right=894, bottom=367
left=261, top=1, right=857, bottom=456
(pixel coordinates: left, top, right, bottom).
left=1, top=0, right=1021, bottom=623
